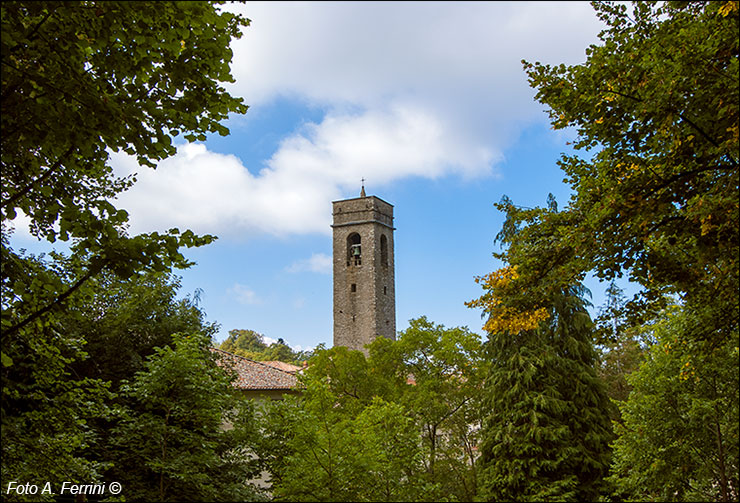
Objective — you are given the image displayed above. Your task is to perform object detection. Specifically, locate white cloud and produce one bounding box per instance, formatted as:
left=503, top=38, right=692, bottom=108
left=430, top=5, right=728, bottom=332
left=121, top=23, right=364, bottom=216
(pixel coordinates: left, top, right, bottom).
left=110, top=106, right=498, bottom=238
left=228, top=283, right=263, bottom=305
left=262, top=335, right=278, bottom=346
left=109, top=2, right=604, bottom=239
left=111, top=142, right=336, bottom=237
left=286, top=253, right=332, bottom=274
left=228, top=1, right=601, bottom=111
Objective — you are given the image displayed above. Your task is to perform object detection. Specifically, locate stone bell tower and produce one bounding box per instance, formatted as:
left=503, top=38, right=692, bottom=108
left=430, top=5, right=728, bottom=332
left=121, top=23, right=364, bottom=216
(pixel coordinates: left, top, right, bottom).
left=332, top=187, right=396, bottom=353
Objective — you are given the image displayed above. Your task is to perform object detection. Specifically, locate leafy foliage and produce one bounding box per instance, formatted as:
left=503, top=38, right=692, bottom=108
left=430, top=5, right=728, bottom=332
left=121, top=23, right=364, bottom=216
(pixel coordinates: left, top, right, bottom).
left=219, top=329, right=312, bottom=364
left=609, top=306, right=739, bottom=502
left=517, top=1, right=738, bottom=340
left=267, top=378, right=433, bottom=502
left=1, top=4, right=250, bottom=497
left=67, top=270, right=217, bottom=389
left=470, top=2, right=739, bottom=500
left=1, top=250, right=114, bottom=500
left=0, top=252, right=260, bottom=501
left=260, top=318, right=484, bottom=502
left=390, top=317, right=485, bottom=500
left=475, top=284, right=614, bottom=502
left=1, top=0, right=248, bottom=349
left=593, top=283, right=646, bottom=421
left=112, top=332, right=261, bottom=502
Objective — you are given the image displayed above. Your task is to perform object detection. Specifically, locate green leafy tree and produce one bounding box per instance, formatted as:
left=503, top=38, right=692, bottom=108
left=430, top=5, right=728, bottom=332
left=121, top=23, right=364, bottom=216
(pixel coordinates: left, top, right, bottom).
left=268, top=378, right=363, bottom=502
left=251, top=395, right=304, bottom=494
left=517, top=0, right=738, bottom=345
left=69, top=269, right=217, bottom=389
left=221, top=329, right=269, bottom=357
left=302, top=344, right=395, bottom=414
left=63, top=268, right=224, bottom=492
left=263, top=319, right=484, bottom=502
left=467, top=194, right=614, bottom=501
left=1, top=3, right=248, bottom=494
left=111, top=332, right=261, bottom=502
left=269, top=377, right=433, bottom=502
left=2, top=0, right=248, bottom=336
left=387, top=317, right=485, bottom=500
left=1, top=249, right=114, bottom=500
left=468, top=3, right=738, bottom=499
left=609, top=306, right=739, bottom=502
left=594, top=282, right=646, bottom=421
left=353, top=397, right=435, bottom=502
left=265, top=339, right=301, bottom=363
left=1, top=252, right=224, bottom=498
left=220, top=330, right=307, bottom=364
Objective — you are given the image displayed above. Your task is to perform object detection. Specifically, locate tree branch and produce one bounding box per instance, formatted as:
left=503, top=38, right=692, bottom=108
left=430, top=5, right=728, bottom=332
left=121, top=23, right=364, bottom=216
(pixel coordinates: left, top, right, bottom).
left=2, top=7, right=56, bottom=57
left=2, top=263, right=102, bottom=339
left=1, top=145, right=75, bottom=210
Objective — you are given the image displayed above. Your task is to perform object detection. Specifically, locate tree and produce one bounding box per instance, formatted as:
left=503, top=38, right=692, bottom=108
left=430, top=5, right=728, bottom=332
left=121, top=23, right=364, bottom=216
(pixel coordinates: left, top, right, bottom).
left=68, top=269, right=217, bottom=389
left=265, top=340, right=301, bottom=363
left=261, top=319, right=485, bottom=502
left=1, top=250, right=114, bottom=500
left=385, top=317, right=485, bottom=500
left=1, top=4, right=248, bottom=495
left=1, top=0, right=248, bottom=341
left=513, top=1, right=739, bottom=346
left=219, top=329, right=307, bottom=364
left=473, top=280, right=614, bottom=502
left=0, top=253, right=236, bottom=501
left=62, top=268, right=224, bottom=493
left=481, top=4, right=738, bottom=498
left=267, top=376, right=433, bottom=503
left=593, top=282, right=646, bottom=421
left=609, top=305, right=739, bottom=502
left=111, top=332, right=261, bottom=502
left=221, top=329, right=269, bottom=357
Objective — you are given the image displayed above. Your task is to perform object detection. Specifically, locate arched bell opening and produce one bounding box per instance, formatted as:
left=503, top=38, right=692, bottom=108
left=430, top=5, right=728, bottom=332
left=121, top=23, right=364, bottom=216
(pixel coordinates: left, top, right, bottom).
left=347, top=233, right=361, bottom=266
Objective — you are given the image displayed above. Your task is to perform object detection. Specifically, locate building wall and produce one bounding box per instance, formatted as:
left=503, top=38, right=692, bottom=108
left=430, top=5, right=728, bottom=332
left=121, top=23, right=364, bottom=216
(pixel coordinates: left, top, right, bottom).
left=332, top=195, right=396, bottom=353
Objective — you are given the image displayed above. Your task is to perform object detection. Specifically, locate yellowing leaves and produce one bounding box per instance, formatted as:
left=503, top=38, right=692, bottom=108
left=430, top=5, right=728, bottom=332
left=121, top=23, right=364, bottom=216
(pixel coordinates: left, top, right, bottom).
left=727, top=124, right=739, bottom=144
left=679, top=358, right=697, bottom=381
left=483, top=305, right=549, bottom=335
left=467, top=266, right=550, bottom=335
left=473, top=265, right=520, bottom=292
left=615, top=162, right=642, bottom=184
left=718, top=1, right=738, bottom=17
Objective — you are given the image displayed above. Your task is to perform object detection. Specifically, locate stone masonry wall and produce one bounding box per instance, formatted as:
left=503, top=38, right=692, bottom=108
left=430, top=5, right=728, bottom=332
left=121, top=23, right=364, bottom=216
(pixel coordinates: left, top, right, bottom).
left=332, top=196, right=396, bottom=354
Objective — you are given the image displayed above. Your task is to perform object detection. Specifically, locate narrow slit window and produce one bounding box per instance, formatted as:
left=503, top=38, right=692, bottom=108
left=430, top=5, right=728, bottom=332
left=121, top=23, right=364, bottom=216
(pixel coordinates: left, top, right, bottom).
left=380, top=234, right=388, bottom=268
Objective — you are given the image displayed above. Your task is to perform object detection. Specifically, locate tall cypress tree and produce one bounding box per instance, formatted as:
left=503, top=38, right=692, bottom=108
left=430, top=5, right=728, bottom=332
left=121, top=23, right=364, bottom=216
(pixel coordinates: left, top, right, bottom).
left=477, top=284, right=614, bottom=502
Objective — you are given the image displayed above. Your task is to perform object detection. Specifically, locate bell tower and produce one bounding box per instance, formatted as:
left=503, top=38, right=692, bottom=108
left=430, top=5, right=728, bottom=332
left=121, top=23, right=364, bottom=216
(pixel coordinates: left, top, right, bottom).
left=332, top=189, right=396, bottom=353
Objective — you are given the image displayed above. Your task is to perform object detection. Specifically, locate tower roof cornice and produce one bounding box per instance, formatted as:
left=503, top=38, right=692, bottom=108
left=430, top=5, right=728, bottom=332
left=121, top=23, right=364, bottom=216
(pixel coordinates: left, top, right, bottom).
left=331, top=195, right=394, bottom=207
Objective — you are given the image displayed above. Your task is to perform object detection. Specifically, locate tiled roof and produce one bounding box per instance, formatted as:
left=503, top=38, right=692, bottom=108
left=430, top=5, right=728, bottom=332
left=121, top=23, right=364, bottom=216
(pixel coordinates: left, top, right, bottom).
left=260, top=360, right=301, bottom=374
left=211, top=348, right=300, bottom=390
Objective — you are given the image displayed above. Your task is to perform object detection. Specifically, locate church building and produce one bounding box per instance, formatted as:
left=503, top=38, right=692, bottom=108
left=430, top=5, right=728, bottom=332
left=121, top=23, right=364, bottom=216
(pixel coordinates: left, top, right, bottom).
left=332, top=187, right=397, bottom=353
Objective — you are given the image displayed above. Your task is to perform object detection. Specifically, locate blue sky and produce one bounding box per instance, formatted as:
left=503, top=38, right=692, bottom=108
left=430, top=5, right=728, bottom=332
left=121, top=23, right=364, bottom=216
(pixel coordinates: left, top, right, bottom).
left=11, top=2, right=618, bottom=350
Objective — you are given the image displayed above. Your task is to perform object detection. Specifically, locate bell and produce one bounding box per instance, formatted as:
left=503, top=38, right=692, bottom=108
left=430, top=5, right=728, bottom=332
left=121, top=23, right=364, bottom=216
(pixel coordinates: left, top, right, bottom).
left=352, top=245, right=361, bottom=256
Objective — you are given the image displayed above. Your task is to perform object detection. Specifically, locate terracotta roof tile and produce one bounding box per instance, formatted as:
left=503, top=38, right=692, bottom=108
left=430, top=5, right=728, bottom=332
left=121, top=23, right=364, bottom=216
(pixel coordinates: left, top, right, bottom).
left=211, top=348, right=300, bottom=390
left=260, top=361, right=301, bottom=374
